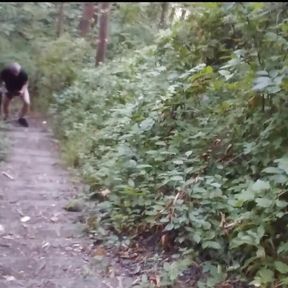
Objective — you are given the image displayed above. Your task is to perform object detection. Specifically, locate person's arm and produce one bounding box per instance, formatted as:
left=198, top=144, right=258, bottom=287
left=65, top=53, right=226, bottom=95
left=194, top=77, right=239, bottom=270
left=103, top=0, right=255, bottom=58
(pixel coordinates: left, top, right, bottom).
left=0, top=69, right=4, bottom=84
left=20, top=82, right=28, bottom=94
left=22, top=77, right=29, bottom=89
left=19, top=71, right=29, bottom=93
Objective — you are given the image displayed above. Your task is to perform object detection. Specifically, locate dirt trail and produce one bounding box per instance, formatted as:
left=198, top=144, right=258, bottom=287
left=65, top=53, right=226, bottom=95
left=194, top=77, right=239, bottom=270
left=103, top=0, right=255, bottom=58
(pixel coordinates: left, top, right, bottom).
left=0, top=115, right=131, bottom=288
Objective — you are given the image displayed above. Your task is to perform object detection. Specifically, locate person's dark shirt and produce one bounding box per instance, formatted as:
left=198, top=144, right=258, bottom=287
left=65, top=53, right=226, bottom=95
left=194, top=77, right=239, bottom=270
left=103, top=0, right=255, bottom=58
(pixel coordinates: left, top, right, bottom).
left=0, top=67, right=28, bottom=93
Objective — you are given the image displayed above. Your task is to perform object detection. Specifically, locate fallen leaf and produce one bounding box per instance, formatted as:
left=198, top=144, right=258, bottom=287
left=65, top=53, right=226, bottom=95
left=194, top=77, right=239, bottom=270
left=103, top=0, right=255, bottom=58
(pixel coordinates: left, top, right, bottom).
left=50, top=216, right=58, bottom=223
left=149, top=274, right=161, bottom=287
left=2, top=171, right=14, bottom=180
left=16, top=209, right=24, bottom=217
left=41, top=242, right=50, bottom=249
left=93, top=245, right=107, bottom=257
left=106, top=266, right=116, bottom=278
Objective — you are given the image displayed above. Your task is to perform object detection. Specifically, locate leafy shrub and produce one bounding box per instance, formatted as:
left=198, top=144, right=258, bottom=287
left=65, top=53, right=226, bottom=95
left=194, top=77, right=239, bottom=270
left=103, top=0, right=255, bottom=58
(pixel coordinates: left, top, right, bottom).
left=108, top=3, right=158, bottom=58
left=35, top=34, right=93, bottom=103
left=51, top=3, right=288, bottom=287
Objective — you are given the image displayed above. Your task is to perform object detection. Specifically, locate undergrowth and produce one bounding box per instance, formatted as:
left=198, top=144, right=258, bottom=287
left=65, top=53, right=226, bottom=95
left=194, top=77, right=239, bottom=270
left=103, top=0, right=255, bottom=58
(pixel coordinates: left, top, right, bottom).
left=50, top=3, right=288, bottom=287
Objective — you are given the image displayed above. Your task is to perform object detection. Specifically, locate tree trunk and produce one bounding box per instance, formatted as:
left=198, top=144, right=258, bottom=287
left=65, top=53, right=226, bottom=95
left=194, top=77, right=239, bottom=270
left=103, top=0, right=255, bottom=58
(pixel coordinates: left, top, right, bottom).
left=79, top=2, right=95, bottom=37
left=95, top=2, right=110, bottom=66
left=56, top=2, right=64, bottom=37
left=91, top=3, right=99, bottom=29
left=159, top=2, right=169, bottom=29
left=180, top=9, right=187, bottom=21
left=169, top=6, right=175, bottom=24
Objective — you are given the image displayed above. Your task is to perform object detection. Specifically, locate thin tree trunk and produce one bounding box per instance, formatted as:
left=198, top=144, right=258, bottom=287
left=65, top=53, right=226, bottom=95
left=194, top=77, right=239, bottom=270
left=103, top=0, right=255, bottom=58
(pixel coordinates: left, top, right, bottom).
left=79, top=2, right=95, bottom=37
left=93, top=3, right=100, bottom=27
left=169, top=6, right=175, bottom=24
left=159, top=2, right=169, bottom=29
left=56, top=2, right=64, bottom=37
left=96, top=2, right=110, bottom=66
left=91, top=3, right=100, bottom=28
left=180, top=9, right=187, bottom=21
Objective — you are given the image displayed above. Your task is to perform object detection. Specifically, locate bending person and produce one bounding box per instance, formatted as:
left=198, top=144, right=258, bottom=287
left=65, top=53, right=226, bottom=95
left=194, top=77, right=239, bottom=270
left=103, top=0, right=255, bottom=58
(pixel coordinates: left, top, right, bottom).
left=0, top=63, right=30, bottom=127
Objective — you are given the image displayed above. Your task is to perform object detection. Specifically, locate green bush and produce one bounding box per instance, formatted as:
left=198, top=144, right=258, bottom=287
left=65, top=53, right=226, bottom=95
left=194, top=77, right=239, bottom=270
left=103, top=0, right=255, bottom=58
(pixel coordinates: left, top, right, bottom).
left=35, top=34, right=93, bottom=104
left=52, top=3, right=288, bottom=287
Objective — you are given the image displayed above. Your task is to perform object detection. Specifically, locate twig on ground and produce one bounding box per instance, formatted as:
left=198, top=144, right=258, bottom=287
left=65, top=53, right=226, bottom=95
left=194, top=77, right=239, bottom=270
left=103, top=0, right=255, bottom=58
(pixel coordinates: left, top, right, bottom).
left=2, top=171, right=14, bottom=180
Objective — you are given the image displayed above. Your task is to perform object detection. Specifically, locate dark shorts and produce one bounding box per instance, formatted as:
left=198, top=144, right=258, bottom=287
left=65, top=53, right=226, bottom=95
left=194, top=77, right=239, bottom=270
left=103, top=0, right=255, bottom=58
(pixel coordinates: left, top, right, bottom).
left=6, top=91, right=22, bottom=99
left=0, top=86, right=26, bottom=109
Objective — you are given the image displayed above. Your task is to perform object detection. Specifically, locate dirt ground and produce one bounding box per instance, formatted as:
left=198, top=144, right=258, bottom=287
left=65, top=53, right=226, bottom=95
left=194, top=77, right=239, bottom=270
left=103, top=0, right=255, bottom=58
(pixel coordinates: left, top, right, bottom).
left=0, top=114, right=132, bottom=288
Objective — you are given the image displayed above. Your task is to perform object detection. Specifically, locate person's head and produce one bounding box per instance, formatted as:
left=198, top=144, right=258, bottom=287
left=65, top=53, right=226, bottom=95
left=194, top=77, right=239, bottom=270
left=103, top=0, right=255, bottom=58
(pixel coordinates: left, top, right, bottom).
left=7, top=62, right=21, bottom=76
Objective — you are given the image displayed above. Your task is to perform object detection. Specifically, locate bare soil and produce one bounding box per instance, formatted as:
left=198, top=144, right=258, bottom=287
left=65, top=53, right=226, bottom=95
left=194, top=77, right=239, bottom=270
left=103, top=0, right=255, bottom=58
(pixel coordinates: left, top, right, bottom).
left=0, top=114, right=132, bottom=288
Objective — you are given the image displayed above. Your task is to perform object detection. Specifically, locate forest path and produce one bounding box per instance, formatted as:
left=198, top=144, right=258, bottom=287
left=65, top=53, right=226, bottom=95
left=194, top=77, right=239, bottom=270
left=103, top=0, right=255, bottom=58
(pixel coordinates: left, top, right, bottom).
left=0, top=114, right=131, bottom=288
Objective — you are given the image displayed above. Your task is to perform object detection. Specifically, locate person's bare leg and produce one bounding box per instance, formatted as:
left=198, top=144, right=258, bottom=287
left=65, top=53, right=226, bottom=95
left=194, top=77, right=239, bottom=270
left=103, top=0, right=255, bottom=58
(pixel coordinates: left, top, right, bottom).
left=19, top=100, right=29, bottom=119
left=3, top=94, right=11, bottom=120
left=19, top=87, right=30, bottom=119
left=17, top=87, right=30, bottom=127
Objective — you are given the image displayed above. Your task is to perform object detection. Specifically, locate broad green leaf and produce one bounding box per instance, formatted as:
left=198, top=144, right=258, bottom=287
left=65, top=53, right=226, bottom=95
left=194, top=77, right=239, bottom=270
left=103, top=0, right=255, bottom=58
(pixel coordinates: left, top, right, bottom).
left=256, top=70, right=269, bottom=77
left=278, top=242, right=288, bottom=254
left=252, top=274, right=273, bottom=286
left=243, top=142, right=255, bottom=155
left=137, top=164, right=152, bottom=169
left=202, top=241, right=221, bottom=250
left=257, top=268, right=274, bottom=284
left=139, top=117, right=154, bottom=131
left=276, top=156, right=288, bottom=175
left=155, top=141, right=166, bottom=146
left=169, top=175, right=184, bottom=182
left=230, top=228, right=264, bottom=249
left=237, top=190, right=254, bottom=202
left=210, top=182, right=221, bottom=188
left=275, top=200, right=287, bottom=208
left=128, top=178, right=135, bottom=187
left=185, top=150, right=193, bottom=157
left=185, top=167, right=196, bottom=174
left=173, top=159, right=184, bottom=165
left=262, top=167, right=281, bottom=174
left=275, top=261, right=288, bottom=274
left=251, top=180, right=271, bottom=192
left=255, top=198, right=273, bottom=208
left=165, top=223, right=175, bottom=231
left=219, top=69, right=234, bottom=80
left=256, top=246, right=265, bottom=258
left=192, top=233, right=201, bottom=244
left=253, top=76, right=272, bottom=91
left=270, top=174, right=287, bottom=184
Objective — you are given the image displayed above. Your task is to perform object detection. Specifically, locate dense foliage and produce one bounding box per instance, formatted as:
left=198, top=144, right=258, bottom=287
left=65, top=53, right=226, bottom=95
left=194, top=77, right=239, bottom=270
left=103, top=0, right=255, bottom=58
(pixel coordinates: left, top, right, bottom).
left=2, top=2, right=288, bottom=287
